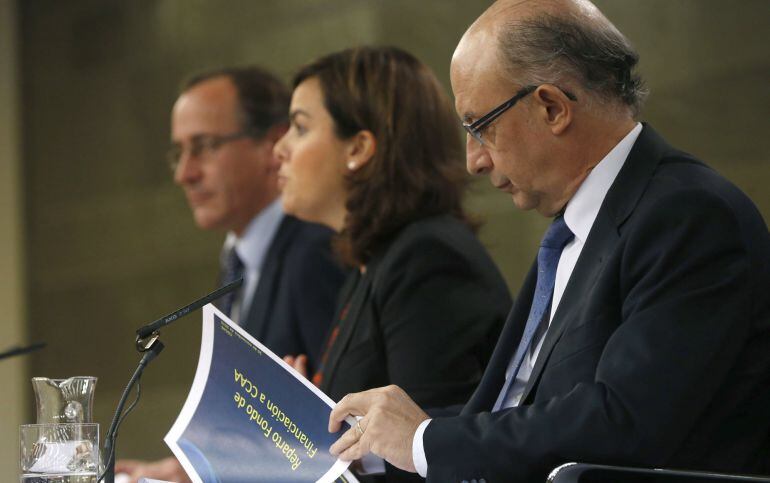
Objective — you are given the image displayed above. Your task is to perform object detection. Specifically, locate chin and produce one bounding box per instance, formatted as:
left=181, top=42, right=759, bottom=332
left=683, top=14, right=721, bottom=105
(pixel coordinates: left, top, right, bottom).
left=192, top=210, right=225, bottom=232
left=194, top=219, right=223, bottom=232
left=512, top=195, right=540, bottom=213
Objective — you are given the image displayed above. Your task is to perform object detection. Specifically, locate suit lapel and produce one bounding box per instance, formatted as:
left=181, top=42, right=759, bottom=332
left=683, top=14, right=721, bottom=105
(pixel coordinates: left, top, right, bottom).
left=520, top=211, right=618, bottom=402
left=242, top=216, right=298, bottom=341
left=320, top=269, right=374, bottom=394
left=519, top=124, right=670, bottom=403
left=464, top=262, right=538, bottom=414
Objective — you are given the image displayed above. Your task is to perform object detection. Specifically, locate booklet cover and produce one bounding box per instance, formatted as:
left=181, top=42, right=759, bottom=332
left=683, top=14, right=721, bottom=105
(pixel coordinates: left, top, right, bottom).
left=165, top=304, right=357, bottom=483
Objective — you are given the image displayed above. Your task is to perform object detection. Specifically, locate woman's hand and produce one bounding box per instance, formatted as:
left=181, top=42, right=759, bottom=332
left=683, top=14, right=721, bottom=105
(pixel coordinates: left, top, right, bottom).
left=283, top=354, right=308, bottom=378
left=115, top=457, right=191, bottom=483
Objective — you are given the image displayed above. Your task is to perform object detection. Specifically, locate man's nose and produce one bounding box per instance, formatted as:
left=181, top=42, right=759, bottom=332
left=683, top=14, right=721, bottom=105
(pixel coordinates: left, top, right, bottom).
left=465, top=136, right=492, bottom=175
left=173, top=151, right=201, bottom=185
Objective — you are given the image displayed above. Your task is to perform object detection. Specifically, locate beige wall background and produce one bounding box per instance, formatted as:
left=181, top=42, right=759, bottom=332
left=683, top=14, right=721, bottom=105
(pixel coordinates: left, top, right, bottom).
left=1, top=0, right=27, bottom=476
left=4, top=0, right=768, bottom=476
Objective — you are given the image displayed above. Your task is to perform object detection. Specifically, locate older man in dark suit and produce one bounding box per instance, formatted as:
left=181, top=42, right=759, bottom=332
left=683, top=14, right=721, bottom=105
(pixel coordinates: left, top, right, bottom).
left=328, top=1, right=770, bottom=481
left=117, top=66, right=345, bottom=482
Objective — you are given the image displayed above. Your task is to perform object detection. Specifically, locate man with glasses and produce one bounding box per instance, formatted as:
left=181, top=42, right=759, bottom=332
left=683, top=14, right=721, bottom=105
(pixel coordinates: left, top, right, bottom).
left=116, top=66, right=345, bottom=482
left=327, top=0, right=770, bottom=481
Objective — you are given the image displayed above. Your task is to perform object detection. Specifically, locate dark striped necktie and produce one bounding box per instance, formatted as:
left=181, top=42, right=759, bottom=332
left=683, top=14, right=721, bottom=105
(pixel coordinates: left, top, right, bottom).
left=219, top=246, right=244, bottom=318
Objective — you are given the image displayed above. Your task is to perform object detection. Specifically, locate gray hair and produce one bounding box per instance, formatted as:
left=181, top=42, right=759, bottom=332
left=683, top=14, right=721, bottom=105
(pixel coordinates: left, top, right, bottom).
left=497, top=13, right=647, bottom=116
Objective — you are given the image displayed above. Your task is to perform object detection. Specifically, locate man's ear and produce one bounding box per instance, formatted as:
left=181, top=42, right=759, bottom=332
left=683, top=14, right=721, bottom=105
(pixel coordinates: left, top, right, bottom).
left=345, top=130, right=377, bottom=171
left=533, top=85, right=573, bottom=135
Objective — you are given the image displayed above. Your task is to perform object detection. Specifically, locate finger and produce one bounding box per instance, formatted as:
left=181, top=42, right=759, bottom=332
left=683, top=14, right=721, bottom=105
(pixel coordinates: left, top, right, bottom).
left=337, top=440, right=365, bottom=462
left=329, top=392, right=371, bottom=432
left=338, top=428, right=373, bottom=461
left=127, top=469, right=144, bottom=483
left=295, top=354, right=307, bottom=374
left=114, top=460, right=136, bottom=472
left=283, top=355, right=295, bottom=365
left=329, top=425, right=361, bottom=456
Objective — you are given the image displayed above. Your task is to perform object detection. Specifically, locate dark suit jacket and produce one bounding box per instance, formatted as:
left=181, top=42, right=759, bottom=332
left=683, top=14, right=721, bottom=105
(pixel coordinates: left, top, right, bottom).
left=238, top=215, right=346, bottom=375
left=424, top=125, right=770, bottom=482
left=319, top=215, right=512, bottom=482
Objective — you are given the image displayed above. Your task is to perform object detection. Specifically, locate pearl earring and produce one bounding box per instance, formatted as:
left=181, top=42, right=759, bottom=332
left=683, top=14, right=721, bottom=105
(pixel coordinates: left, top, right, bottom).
left=347, top=161, right=357, bottom=170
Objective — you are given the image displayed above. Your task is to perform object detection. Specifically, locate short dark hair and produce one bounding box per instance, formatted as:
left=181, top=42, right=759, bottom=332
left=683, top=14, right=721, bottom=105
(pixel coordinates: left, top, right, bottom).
left=293, top=46, right=472, bottom=266
left=183, top=66, right=290, bottom=135
left=498, top=13, right=647, bottom=115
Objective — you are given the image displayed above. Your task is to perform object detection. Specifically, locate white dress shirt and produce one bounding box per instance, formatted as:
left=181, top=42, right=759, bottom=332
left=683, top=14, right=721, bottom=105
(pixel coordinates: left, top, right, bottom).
left=222, top=199, right=284, bottom=325
left=412, top=123, right=643, bottom=477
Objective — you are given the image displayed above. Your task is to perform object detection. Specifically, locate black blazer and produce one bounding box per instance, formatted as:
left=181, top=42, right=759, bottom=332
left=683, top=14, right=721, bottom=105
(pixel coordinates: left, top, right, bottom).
left=424, top=125, right=770, bottom=482
left=238, top=215, right=346, bottom=375
left=320, top=215, right=512, bottom=482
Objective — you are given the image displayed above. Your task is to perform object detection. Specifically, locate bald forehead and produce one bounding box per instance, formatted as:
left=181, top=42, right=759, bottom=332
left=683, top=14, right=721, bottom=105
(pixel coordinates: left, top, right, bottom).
left=451, top=0, right=536, bottom=93
left=450, top=45, right=512, bottom=122
left=451, top=0, right=611, bottom=116
left=173, top=76, right=242, bottom=133
left=451, top=4, right=514, bottom=118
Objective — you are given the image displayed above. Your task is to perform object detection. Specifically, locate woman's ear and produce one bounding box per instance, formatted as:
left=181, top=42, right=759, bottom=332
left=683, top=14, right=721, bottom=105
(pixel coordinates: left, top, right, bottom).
left=345, top=130, right=376, bottom=171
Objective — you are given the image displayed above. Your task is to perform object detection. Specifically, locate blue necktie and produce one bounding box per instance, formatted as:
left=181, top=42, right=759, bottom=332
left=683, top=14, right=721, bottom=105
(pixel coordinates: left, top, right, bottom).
left=219, top=247, right=244, bottom=318
left=494, top=216, right=574, bottom=409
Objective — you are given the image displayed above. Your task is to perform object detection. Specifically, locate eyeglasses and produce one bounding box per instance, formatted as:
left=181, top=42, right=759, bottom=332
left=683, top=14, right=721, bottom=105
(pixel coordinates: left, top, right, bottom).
left=167, top=131, right=254, bottom=171
left=462, top=85, right=577, bottom=148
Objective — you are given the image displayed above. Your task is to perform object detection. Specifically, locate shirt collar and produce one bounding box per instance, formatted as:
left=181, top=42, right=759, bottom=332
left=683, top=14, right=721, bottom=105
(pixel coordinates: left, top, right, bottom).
left=563, top=122, right=642, bottom=242
left=224, top=199, right=285, bottom=273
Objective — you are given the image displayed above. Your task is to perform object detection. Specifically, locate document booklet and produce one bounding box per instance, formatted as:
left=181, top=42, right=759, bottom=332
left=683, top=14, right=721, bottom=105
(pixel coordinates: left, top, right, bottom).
left=165, top=304, right=358, bottom=483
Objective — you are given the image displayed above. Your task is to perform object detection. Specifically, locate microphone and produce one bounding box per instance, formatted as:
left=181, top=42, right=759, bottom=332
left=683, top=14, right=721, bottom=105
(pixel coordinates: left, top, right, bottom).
left=135, top=278, right=242, bottom=350
left=101, top=280, right=241, bottom=482
left=0, top=341, right=46, bottom=361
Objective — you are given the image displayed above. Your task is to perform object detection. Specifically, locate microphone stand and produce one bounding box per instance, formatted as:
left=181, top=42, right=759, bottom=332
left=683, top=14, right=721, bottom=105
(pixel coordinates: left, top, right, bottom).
left=99, top=278, right=243, bottom=483
left=100, top=341, right=164, bottom=483
left=0, top=341, right=46, bottom=361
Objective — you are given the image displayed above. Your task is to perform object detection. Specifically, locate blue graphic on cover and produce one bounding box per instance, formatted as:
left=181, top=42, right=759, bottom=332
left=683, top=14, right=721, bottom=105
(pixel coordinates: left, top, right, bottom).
left=165, top=304, right=353, bottom=483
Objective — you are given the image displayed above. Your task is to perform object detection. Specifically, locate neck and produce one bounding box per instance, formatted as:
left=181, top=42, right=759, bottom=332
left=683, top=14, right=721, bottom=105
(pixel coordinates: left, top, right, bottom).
left=583, top=116, right=637, bottom=167
left=325, top=204, right=347, bottom=233
left=232, top=194, right=280, bottom=237
left=545, top=115, right=636, bottom=217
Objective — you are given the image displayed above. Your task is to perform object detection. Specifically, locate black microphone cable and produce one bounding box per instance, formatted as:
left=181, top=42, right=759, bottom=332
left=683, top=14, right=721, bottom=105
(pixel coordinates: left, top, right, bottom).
left=99, top=340, right=164, bottom=483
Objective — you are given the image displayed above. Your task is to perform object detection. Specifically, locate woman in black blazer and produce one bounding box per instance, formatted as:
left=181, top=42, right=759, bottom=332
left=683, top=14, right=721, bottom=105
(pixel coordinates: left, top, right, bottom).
left=273, top=46, right=511, bottom=481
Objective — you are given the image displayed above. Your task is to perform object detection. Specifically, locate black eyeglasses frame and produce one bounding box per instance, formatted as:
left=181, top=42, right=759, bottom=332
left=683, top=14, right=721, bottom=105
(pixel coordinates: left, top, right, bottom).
left=462, top=85, right=577, bottom=146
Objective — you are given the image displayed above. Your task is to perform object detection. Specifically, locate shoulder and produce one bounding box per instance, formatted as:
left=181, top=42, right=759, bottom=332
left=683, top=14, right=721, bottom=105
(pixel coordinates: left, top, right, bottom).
left=284, top=215, right=335, bottom=245
left=609, top=125, right=765, bottom=239
left=634, top=152, right=765, bottom=241
left=617, top=149, right=770, bottom=295
left=277, top=216, right=344, bottom=277
left=377, top=216, right=485, bottom=273
left=374, top=215, right=508, bottom=293
left=384, top=215, right=483, bottom=259
left=277, top=216, right=335, bottom=258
